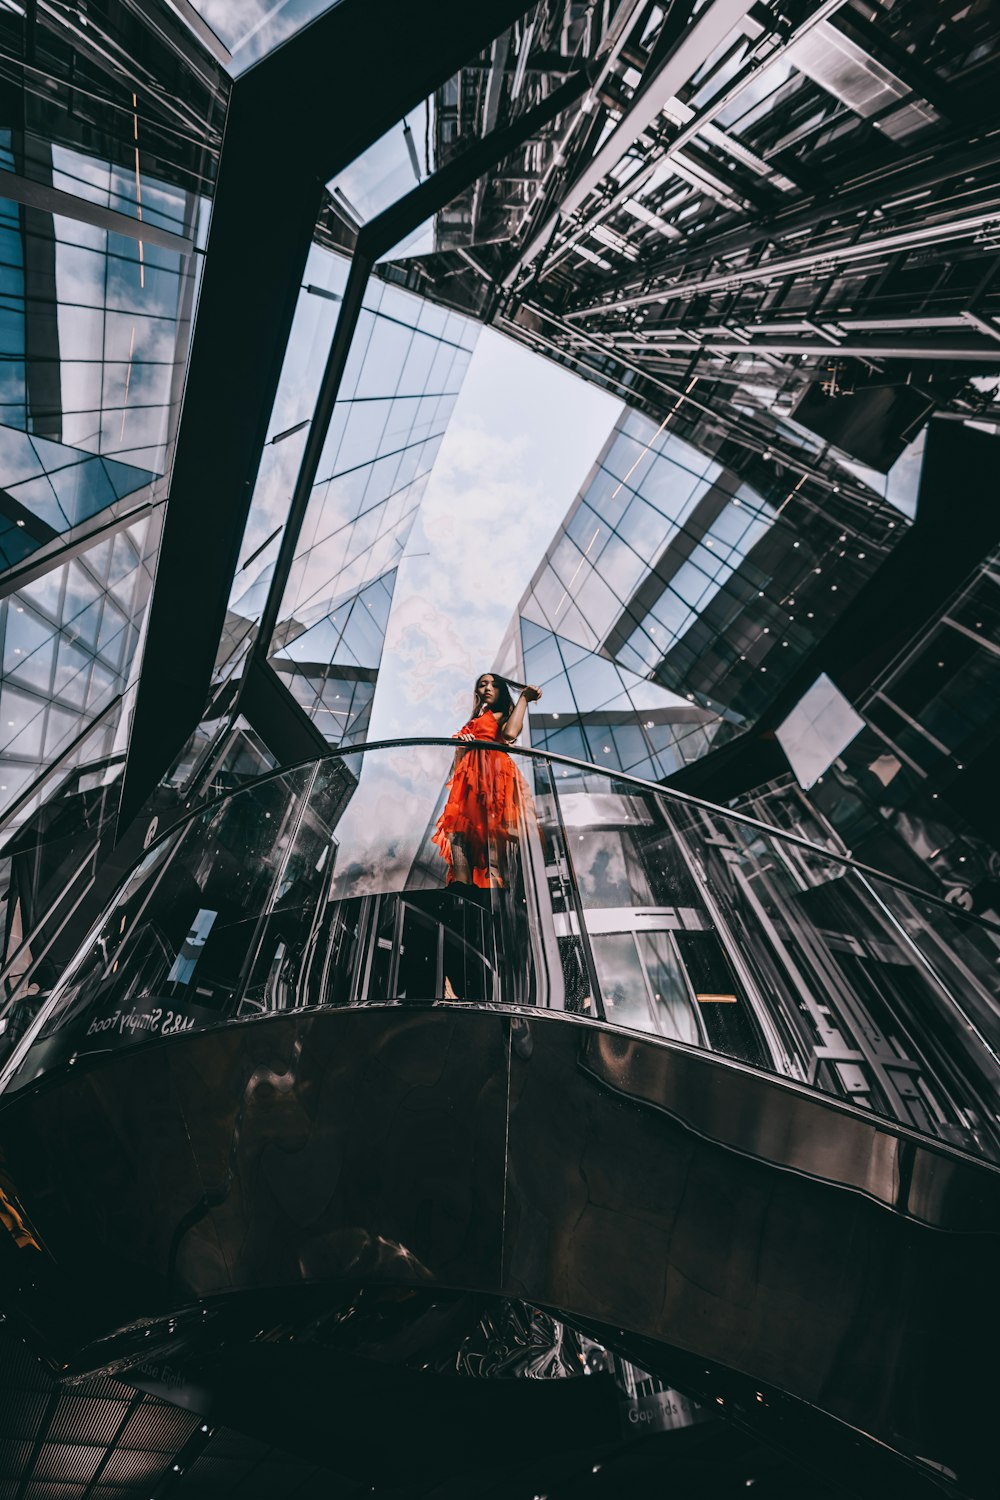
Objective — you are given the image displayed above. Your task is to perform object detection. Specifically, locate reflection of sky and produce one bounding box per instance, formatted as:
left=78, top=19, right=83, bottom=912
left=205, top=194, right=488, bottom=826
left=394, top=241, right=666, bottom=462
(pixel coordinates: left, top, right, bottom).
left=368, top=328, right=621, bottom=740
left=327, top=743, right=455, bottom=897
left=190, top=0, right=342, bottom=73
left=777, top=672, right=866, bottom=790
left=834, top=426, right=925, bottom=518
left=328, top=116, right=427, bottom=226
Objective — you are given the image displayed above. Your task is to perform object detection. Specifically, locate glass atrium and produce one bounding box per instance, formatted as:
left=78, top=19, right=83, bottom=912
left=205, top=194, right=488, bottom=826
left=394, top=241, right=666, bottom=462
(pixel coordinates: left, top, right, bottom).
left=0, top=4, right=998, bottom=1499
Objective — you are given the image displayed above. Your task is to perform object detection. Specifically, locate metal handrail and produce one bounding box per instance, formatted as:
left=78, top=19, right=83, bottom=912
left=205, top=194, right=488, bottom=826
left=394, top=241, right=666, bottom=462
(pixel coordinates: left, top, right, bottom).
left=152, top=734, right=1000, bottom=940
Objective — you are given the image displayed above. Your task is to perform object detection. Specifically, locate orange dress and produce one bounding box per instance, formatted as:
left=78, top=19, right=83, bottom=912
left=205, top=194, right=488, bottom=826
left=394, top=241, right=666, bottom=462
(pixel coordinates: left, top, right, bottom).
left=432, top=711, right=527, bottom=888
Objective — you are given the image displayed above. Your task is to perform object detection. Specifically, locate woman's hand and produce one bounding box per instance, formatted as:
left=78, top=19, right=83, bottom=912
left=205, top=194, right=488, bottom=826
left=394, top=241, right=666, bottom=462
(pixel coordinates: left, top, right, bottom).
left=456, top=730, right=476, bottom=741
left=520, top=685, right=542, bottom=703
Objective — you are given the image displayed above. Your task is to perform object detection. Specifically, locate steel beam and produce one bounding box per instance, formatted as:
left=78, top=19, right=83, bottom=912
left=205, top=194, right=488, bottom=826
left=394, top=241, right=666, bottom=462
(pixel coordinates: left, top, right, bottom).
left=562, top=139, right=1000, bottom=319
left=0, top=168, right=195, bottom=253
left=565, top=207, right=1000, bottom=318
left=500, top=0, right=759, bottom=289
left=0, top=496, right=158, bottom=603
left=514, top=0, right=845, bottom=286
left=118, top=0, right=537, bottom=832
left=603, top=336, right=1000, bottom=360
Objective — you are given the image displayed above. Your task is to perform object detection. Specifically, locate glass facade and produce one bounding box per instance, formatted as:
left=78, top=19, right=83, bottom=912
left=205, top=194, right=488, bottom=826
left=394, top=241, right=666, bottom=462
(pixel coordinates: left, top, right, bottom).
left=270, top=276, right=476, bottom=742
left=741, top=547, right=1000, bottom=922
left=0, top=7, right=223, bottom=836
left=0, top=516, right=156, bottom=819
left=171, top=1, right=345, bottom=76
left=503, top=405, right=904, bottom=779
left=216, top=255, right=477, bottom=748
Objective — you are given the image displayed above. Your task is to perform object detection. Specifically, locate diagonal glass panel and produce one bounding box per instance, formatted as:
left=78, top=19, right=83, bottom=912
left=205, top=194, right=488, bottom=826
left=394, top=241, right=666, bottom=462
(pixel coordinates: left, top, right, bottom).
left=269, top=273, right=475, bottom=691
left=177, top=1, right=345, bottom=77
left=0, top=424, right=154, bottom=573
left=0, top=517, right=156, bottom=825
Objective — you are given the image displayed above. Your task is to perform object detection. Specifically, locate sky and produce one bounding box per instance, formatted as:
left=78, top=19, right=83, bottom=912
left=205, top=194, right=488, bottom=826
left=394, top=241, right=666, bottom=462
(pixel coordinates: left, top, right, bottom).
left=367, top=327, right=622, bottom=740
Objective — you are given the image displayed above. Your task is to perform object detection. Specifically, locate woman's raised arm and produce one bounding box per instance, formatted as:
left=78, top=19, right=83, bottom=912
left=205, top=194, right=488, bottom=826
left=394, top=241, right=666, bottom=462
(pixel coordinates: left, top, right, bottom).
left=501, top=685, right=541, bottom=743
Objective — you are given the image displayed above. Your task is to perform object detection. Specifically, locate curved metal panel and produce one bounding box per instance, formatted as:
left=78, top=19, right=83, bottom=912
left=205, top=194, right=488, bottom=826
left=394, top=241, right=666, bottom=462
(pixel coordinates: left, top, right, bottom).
left=0, top=1007, right=995, bottom=1493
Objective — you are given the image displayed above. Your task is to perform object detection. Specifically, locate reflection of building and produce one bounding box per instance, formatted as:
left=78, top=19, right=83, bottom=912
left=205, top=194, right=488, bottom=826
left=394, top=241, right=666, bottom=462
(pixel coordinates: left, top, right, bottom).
left=503, top=402, right=1000, bottom=925
left=1, top=3, right=1000, bottom=1497
left=220, top=270, right=477, bottom=748
left=499, top=403, right=900, bottom=779
left=733, top=536, right=1000, bottom=921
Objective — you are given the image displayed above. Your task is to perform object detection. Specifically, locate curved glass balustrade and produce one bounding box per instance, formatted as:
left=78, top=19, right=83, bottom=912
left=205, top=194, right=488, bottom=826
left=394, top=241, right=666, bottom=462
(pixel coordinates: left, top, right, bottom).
left=2, top=739, right=998, bottom=1163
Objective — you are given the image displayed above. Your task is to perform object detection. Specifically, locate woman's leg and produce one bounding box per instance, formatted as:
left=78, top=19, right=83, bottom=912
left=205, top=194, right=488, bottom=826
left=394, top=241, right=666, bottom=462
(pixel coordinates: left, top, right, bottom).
left=449, top=833, right=473, bottom=885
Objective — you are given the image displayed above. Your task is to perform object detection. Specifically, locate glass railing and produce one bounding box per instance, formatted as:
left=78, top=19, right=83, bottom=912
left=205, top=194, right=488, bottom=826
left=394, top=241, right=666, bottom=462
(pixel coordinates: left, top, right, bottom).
left=2, top=739, right=998, bottom=1164
left=0, top=689, right=139, bottom=1058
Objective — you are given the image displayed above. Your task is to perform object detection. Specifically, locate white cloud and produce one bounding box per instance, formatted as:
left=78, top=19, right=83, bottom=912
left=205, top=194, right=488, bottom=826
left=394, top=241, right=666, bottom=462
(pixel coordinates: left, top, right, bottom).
left=368, top=330, right=621, bottom=740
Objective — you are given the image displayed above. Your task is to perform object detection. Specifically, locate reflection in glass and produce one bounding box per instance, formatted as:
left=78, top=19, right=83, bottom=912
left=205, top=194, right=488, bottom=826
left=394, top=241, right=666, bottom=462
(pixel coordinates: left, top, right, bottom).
left=219, top=256, right=478, bottom=750
left=2, top=744, right=997, bottom=1170
left=637, top=931, right=701, bottom=1047
left=591, top=932, right=653, bottom=1031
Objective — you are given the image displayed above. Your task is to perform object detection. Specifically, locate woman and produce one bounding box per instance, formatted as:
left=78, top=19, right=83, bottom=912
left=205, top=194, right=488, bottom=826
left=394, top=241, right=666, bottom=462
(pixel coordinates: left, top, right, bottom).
left=432, top=672, right=542, bottom=890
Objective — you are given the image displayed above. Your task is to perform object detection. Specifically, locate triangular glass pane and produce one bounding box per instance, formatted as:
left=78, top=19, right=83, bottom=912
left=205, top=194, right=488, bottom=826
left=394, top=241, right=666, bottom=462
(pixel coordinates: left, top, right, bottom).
left=7, top=633, right=55, bottom=693
left=43, top=703, right=83, bottom=758
left=0, top=425, right=48, bottom=485
left=53, top=636, right=93, bottom=701
left=276, top=615, right=344, bottom=663
left=3, top=605, right=50, bottom=672
left=100, top=453, right=155, bottom=500
left=333, top=600, right=384, bottom=669
left=519, top=617, right=550, bottom=651
left=65, top=596, right=103, bottom=651
left=5, top=473, right=65, bottom=529
left=96, top=597, right=128, bottom=657
left=49, top=457, right=117, bottom=527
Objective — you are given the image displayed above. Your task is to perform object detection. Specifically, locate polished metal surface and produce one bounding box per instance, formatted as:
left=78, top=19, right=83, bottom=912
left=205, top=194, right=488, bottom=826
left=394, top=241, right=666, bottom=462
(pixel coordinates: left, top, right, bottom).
left=0, top=1006, right=995, bottom=1494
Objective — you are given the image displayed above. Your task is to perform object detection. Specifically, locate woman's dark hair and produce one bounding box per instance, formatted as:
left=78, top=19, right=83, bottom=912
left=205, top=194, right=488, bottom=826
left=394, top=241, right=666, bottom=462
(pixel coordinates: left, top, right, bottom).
left=473, top=672, right=516, bottom=720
